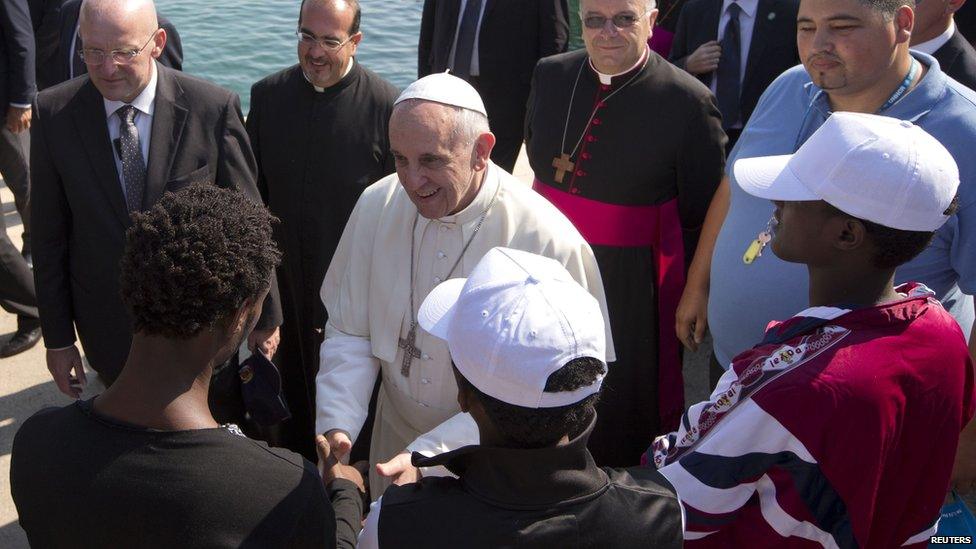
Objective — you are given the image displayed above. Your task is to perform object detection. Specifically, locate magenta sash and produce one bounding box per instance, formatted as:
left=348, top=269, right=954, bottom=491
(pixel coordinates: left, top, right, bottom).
left=534, top=180, right=686, bottom=430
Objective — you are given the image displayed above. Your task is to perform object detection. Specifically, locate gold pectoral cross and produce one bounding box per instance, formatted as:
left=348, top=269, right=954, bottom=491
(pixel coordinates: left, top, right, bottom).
left=398, top=322, right=422, bottom=377
left=552, top=153, right=575, bottom=184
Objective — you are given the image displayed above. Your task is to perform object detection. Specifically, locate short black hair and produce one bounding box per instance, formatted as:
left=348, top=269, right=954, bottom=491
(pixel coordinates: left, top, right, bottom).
left=119, top=185, right=281, bottom=339
left=825, top=197, right=958, bottom=269
left=456, top=357, right=606, bottom=449
left=298, top=0, right=361, bottom=35
left=856, top=0, right=914, bottom=20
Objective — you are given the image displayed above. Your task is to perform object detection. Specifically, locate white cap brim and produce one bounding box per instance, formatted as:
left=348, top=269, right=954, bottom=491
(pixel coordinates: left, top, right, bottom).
left=733, top=154, right=819, bottom=201
left=418, top=278, right=467, bottom=340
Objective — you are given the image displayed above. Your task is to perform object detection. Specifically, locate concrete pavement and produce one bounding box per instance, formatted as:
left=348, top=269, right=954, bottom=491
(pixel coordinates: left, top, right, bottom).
left=0, top=181, right=61, bottom=549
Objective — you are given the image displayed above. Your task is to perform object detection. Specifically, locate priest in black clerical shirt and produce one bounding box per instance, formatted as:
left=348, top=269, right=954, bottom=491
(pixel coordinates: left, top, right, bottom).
left=246, top=0, right=398, bottom=462
left=525, top=0, right=726, bottom=467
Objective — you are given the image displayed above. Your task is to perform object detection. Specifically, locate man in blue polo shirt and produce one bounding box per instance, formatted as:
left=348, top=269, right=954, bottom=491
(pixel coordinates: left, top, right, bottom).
left=675, top=0, right=976, bottom=492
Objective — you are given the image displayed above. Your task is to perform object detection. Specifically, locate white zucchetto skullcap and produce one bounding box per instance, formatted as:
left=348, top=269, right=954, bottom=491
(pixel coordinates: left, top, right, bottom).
left=394, top=72, right=487, bottom=117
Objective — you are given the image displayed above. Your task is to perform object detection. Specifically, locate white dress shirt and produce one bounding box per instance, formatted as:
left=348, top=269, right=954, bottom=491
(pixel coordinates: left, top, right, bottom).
left=913, top=20, right=956, bottom=55
left=103, top=61, right=157, bottom=200
left=710, top=0, right=759, bottom=94
left=710, top=0, right=758, bottom=129
left=448, top=0, right=488, bottom=76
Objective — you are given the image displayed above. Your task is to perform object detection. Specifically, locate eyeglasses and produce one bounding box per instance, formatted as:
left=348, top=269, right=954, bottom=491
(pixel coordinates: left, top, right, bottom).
left=582, top=11, right=648, bottom=29
left=296, top=30, right=357, bottom=51
left=79, top=30, right=158, bottom=66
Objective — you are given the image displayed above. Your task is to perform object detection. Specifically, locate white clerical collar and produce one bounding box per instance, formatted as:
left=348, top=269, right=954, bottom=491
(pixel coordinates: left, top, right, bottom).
left=913, top=19, right=955, bottom=55
left=721, top=0, right=758, bottom=19
left=303, top=57, right=356, bottom=92
left=589, top=46, right=649, bottom=85
left=103, top=60, right=158, bottom=119
left=429, top=162, right=501, bottom=226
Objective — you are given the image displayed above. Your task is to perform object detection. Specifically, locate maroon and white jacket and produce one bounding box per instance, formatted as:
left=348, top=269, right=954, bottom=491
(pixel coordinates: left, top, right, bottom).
left=646, top=283, right=975, bottom=548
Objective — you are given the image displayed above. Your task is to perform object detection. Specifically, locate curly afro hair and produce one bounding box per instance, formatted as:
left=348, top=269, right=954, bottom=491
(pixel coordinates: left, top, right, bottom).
left=456, top=357, right=606, bottom=449
left=119, top=185, right=281, bottom=339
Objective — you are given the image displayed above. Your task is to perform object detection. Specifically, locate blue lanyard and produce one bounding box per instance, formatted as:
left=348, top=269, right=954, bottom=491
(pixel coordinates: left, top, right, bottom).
left=793, top=58, right=920, bottom=150
left=879, top=58, right=919, bottom=112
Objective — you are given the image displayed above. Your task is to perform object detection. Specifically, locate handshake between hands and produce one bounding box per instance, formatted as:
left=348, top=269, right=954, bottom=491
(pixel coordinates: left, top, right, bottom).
left=316, top=430, right=422, bottom=494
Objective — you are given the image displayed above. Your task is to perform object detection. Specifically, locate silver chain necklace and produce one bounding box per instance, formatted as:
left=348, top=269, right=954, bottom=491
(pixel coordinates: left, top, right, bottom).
left=560, top=58, right=645, bottom=158
left=398, top=183, right=499, bottom=376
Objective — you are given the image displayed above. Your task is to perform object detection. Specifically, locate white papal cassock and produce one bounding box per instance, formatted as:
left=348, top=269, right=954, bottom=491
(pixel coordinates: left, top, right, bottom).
left=316, top=162, right=613, bottom=496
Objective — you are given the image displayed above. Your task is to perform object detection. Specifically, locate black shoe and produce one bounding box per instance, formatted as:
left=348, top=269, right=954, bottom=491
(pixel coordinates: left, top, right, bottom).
left=0, top=327, right=41, bottom=357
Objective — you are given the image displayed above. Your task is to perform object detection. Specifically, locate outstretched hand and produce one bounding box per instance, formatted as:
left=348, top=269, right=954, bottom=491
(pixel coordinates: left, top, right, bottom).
left=376, top=452, right=422, bottom=486
left=316, top=434, right=366, bottom=493
left=247, top=326, right=280, bottom=358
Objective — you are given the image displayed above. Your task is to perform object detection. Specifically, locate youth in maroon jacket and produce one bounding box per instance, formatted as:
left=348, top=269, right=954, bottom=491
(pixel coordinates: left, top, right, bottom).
left=649, top=283, right=975, bottom=547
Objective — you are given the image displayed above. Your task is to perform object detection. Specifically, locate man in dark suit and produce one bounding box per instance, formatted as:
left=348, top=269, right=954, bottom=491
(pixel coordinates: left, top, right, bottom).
left=0, top=0, right=41, bottom=357
left=31, top=0, right=280, bottom=397
left=246, top=0, right=397, bottom=461
left=54, top=0, right=182, bottom=88
left=955, top=1, right=976, bottom=43
left=29, top=0, right=68, bottom=91
left=419, top=0, right=568, bottom=172
left=912, top=0, right=976, bottom=90
left=669, top=0, right=798, bottom=150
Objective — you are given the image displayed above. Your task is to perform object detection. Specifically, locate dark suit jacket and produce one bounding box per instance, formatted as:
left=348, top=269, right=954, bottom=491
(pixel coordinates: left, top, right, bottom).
left=955, top=5, right=976, bottom=47
left=28, top=0, right=64, bottom=91
left=418, top=0, right=567, bottom=146
left=933, top=28, right=976, bottom=91
left=31, top=65, right=280, bottom=380
left=670, top=0, right=798, bottom=125
left=1, top=0, right=36, bottom=109
left=55, top=0, right=182, bottom=86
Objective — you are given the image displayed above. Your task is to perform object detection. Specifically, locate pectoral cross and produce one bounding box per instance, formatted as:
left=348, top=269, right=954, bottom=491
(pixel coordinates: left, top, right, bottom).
left=398, top=322, right=422, bottom=377
left=552, top=153, right=575, bottom=184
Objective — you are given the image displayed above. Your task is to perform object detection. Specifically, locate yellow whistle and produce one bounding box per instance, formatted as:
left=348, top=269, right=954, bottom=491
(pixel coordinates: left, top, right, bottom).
left=743, top=239, right=763, bottom=264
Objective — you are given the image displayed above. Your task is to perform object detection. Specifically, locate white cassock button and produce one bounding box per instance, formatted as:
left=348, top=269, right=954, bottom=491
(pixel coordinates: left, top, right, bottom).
left=439, top=225, right=449, bottom=233
left=421, top=378, right=431, bottom=385
left=437, top=251, right=446, bottom=259
left=433, top=277, right=441, bottom=283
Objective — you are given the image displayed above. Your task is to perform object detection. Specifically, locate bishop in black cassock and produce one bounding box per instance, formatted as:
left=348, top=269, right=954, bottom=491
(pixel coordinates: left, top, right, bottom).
left=246, top=1, right=398, bottom=460
left=526, top=38, right=726, bottom=466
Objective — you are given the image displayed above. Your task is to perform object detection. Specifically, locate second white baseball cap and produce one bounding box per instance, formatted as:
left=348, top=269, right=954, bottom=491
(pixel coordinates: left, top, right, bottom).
left=734, top=112, right=959, bottom=232
left=418, top=247, right=607, bottom=409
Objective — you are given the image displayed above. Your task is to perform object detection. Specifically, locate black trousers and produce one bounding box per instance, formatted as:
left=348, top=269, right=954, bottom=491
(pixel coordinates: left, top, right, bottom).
left=0, top=187, right=37, bottom=330
left=0, top=126, right=30, bottom=254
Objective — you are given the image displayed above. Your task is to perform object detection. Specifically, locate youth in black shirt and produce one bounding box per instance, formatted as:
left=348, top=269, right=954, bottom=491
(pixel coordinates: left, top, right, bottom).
left=11, top=399, right=361, bottom=548
left=11, top=184, right=364, bottom=548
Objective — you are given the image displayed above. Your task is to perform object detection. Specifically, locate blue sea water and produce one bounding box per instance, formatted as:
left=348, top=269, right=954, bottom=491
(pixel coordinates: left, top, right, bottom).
left=157, top=0, right=424, bottom=112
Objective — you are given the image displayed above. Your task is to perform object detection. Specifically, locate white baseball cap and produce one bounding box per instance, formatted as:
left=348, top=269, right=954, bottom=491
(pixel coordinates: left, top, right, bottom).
left=734, top=112, right=959, bottom=232
left=394, top=72, right=488, bottom=117
left=418, top=247, right=607, bottom=409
